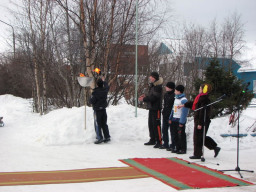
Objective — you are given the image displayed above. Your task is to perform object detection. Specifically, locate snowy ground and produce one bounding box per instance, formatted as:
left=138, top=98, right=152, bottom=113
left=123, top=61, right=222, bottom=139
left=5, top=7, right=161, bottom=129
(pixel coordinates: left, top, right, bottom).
left=0, top=94, right=255, bottom=192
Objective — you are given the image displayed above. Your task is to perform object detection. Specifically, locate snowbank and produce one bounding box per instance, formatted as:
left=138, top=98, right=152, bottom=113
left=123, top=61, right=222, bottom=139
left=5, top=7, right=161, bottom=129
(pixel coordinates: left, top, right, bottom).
left=0, top=94, right=255, bottom=192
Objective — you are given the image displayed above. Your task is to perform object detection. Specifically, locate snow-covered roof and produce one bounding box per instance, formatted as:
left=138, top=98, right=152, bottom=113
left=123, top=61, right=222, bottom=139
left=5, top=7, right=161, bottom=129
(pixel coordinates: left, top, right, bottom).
left=161, top=39, right=186, bottom=55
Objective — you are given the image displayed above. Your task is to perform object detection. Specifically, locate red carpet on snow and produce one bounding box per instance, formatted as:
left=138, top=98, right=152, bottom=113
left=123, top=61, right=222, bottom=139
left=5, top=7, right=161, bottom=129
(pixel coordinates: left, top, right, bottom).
left=0, top=158, right=253, bottom=189
left=120, top=157, right=254, bottom=190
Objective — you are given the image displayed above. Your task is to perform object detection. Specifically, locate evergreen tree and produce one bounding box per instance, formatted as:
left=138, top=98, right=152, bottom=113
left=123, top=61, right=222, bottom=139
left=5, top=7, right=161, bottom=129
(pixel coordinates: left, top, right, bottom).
left=194, top=59, right=254, bottom=118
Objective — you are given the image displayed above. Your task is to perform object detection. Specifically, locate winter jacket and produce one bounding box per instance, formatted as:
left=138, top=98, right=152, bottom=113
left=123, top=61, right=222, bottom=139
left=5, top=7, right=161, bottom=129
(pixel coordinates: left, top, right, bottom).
left=143, top=77, right=163, bottom=110
left=184, top=94, right=211, bottom=126
left=169, top=93, right=189, bottom=125
left=90, top=81, right=109, bottom=111
left=162, top=90, right=175, bottom=119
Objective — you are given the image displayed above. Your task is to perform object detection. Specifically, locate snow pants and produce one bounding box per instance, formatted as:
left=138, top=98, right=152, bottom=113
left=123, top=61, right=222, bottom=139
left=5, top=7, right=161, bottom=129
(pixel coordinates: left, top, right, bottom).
left=148, top=110, right=162, bottom=144
left=171, top=121, right=187, bottom=152
left=193, top=120, right=217, bottom=157
left=162, top=113, right=171, bottom=148
left=94, top=109, right=110, bottom=140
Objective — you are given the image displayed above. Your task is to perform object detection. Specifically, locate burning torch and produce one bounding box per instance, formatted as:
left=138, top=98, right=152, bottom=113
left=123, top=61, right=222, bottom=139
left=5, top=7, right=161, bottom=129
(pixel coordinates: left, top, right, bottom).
left=93, top=67, right=101, bottom=76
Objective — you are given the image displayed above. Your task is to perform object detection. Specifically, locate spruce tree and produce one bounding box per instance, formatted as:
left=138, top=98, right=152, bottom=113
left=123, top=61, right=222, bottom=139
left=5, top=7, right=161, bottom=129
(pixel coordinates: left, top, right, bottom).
left=195, top=59, right=254, bottom=118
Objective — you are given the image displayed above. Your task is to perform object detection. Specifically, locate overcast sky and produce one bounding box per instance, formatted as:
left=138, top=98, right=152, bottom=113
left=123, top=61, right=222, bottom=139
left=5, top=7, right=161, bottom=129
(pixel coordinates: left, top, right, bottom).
left=168, top=0, right=256, bottom=43
left=0, top=0, right=255, bottom=53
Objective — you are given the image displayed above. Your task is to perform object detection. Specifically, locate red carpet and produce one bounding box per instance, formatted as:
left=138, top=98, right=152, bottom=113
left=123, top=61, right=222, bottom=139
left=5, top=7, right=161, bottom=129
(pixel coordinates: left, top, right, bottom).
left=120, top=157, right=253, bottom=190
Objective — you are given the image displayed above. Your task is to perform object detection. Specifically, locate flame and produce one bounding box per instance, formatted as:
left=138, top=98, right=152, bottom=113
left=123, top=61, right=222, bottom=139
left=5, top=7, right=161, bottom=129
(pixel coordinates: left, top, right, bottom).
left=79, top=73, right=85, bottom=77
left=93, top=68, right=101, bottom=74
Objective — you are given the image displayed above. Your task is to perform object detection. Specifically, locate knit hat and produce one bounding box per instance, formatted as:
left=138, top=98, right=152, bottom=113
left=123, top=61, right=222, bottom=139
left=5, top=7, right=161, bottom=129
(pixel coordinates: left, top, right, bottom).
left=150, top=72, right=159, bottom=81
left=96, top=79, right=104, bottom=87
left=175, top=85, right=185, bottom=93
left=166, top=82, right=175, bottom=89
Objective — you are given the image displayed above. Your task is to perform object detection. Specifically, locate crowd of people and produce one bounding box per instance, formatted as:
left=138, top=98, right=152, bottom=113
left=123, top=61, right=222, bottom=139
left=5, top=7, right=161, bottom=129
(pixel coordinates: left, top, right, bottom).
left=90, top=71, right=221, bottom=159
left=139, top=72, right=221, bottom=159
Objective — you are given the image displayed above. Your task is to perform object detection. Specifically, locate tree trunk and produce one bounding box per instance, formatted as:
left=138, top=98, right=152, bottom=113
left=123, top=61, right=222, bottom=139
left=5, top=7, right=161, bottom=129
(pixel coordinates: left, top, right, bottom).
left=34, top=57, right=42, bottom=115
left=28, top=0, right=42, bottom=115
left=103, top=0, right=116, bottom=74
left=42, top=68, right=47, bottom=114
left=65, top=0, right=77, bottom=107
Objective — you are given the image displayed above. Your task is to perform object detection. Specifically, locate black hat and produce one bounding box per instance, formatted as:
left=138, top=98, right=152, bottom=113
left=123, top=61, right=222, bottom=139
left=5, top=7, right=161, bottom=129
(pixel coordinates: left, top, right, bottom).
left=175, top=85, right=185, bottom=93
left=150, top=72, right=159, bottom=80
left=96, top=79, right=104, bottom=87
left=166, top=82, right=175, bottom=89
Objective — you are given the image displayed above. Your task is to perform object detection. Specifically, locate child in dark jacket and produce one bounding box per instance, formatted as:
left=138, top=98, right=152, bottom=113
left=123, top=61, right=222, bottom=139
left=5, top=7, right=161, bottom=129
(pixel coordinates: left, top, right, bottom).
left=160, top=82, right=175, bottom=150
left=90, top=78, right=110, bottom=144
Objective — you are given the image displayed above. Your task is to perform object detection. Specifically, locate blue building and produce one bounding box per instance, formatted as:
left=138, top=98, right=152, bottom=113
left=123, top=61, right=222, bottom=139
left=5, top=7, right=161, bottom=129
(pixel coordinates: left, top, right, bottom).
left=237, top=67, right=256, bottom=97
left=195, top=57, right=256, bottom=97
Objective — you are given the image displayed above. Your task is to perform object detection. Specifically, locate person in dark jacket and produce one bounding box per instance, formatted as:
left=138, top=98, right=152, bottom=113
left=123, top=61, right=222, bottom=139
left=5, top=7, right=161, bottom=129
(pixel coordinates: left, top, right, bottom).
left=139, top=72, right=163, bottom=148
left=183, top=84, right=220, bottom=159
left=160, top=82, right=175, bottom=150
left=90, top=77, right=110, bottom=144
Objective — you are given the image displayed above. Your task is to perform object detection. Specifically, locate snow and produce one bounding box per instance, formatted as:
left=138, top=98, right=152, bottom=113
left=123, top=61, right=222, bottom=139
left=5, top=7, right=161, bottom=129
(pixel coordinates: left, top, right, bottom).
left=0, top=94, right=255, bottom=192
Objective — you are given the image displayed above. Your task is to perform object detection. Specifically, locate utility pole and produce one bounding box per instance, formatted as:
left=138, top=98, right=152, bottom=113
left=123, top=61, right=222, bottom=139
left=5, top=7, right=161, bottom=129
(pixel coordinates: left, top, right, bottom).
left=77, top=75, right=93, bottom=130
left=135, top=0, right=138, bottom=117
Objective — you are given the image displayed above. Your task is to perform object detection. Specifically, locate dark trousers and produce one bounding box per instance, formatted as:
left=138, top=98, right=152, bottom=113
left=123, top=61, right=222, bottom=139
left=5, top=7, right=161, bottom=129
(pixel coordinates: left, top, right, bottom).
left=171, top=121, right=187, bottom=152
left=94, top=109, right=110, bottom=140
left=193, top=121, right=217, bottom=157
left=170, top=121, right=177, bottom=150
left=148, top=110, right=162, bottom=144
left=162, top=114, right=171, bottom=148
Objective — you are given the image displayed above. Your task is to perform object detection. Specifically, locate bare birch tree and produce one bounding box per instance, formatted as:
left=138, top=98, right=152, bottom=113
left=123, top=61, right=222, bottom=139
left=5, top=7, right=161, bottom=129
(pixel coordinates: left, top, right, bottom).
left=55, top=0, right=166, bottom=105
left=222, top=12, right=245, bottom=72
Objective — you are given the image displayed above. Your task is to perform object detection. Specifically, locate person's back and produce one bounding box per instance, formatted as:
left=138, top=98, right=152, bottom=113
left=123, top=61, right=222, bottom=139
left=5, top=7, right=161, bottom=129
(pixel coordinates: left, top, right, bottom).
left=90, top=80, right=109, bottom=111
left=90, top=78, right=110, bottom=144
